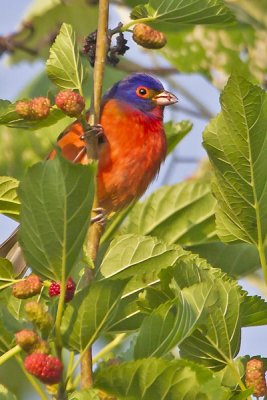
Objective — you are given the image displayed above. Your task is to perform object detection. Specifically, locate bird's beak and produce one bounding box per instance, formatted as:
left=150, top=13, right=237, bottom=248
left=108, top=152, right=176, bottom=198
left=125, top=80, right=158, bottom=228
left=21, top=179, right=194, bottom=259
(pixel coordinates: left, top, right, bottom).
left=153, top=90, right=178, bottom=106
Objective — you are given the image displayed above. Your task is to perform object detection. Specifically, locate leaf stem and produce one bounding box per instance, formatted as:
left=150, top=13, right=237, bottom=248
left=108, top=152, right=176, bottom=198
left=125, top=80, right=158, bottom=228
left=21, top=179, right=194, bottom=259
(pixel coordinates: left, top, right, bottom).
left=258, top=239, right=267, bottom=286
left=120, top=17, right=155, bottom=32
left=0, top=345, right=21, bottom=366
left=92, top=333, right=126, bottom=364
left=228, top=360, right=252, bottom=400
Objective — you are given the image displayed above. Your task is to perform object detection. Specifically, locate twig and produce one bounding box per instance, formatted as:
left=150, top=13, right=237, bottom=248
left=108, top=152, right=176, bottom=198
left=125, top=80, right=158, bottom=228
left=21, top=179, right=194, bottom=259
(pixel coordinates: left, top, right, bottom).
left=81, top=0, right=110, bottom=389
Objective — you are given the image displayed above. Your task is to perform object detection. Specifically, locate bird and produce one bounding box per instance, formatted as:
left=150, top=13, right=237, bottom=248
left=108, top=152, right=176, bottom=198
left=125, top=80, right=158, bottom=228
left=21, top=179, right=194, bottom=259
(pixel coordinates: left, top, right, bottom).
left=0, top=73, right=178, bottom=275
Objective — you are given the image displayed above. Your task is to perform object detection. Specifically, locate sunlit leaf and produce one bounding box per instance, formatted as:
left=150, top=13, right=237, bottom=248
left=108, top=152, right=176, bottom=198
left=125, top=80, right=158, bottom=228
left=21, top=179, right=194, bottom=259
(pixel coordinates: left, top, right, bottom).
left=46, top=23, right=86, bottom=92
left=0, top=177, right=20, bottom=219
left=134, top=282, right=213, bottom=358
left=165, top=120, right=192, bottom=154
left=125, top=180, right=217, bottom=246
left=180, top=280, right=241, bottom=371
left=131, top=0, right=234, bottom=24
left=95, top=358, right=231, bottom=400
left=203, top=74, right=267, bottom=245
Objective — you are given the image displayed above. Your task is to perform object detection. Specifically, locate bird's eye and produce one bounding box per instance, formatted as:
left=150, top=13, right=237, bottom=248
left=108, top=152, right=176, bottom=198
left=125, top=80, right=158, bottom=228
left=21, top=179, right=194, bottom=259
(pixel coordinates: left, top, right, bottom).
left=136, top=86, right=149, bottom=98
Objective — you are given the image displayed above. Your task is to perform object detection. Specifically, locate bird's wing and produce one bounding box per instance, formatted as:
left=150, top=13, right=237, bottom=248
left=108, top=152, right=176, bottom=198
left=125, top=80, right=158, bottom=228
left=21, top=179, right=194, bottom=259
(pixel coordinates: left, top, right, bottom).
left=47, top=120, right=87, bottom=163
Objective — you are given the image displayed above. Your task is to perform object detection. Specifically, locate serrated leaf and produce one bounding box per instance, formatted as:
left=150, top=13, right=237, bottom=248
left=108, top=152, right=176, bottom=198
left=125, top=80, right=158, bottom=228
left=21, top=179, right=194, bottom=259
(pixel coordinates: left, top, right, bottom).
left=46, top=23, right=85, bottom=92
left=61, top=279, right=128, bottom=352
left=240, top=294, right=267, bottom=327
left=180, top=280, right=241, bottom=371
left=165, top=120, right=192, bottom=154
left=125, top=180, right=217, bottom=246
left=0, top=177, right=20, bottom=219
left=189, top=241, right=260, bottom=278
left=97, top=234, right=189, bottom=291
left=134, top=282, right=213, bottom=358
left=97, top=234, right=240, bottom=333
left=95, top=358, right=231, bottom=400
left=131, top=0, right=234, bottom=24
left=203, top=74, right=267, bottom=245
left=0, top=385, right=17, bottom=400
left=18, top=154, right=95, bottom=281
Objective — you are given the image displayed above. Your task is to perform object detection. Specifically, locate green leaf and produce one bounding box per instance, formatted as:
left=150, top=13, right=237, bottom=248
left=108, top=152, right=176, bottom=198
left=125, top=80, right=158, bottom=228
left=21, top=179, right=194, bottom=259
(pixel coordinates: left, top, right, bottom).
left=203, top=74, right=267, bottom=245
left=95, top=358, right=231, bottom=400
left=165, top=120, right=192, bottom=154
left=69, top=389, right=100, bottom=400
left=189, top=241, right=260, bottom=278
left=18, top=153, right=95, bottom=281
left=180, top=280, right=241, bottom=371
left=97, top=234, right=189, bottom=287
left=0, top=177, right=20, bottom=219
left=216, top=358, right=245, bottom=389
left=0, top=101, right=18, bottom=126
left=134, top=282, right=213, bottom=358
left=240, top=294, right=267, bottom=327
left=46, top=23, right=86, bottom=92
left=97, top=234, right=239, bottom=332
left=61, top=279, right=128, bottom=352
left=0, top=385, right=17, bottom=400
left=124, top=180, right=217, bottom=246
left=131, top=0, right=234, bottom=24
left=0, top=259, right=14, bottom=290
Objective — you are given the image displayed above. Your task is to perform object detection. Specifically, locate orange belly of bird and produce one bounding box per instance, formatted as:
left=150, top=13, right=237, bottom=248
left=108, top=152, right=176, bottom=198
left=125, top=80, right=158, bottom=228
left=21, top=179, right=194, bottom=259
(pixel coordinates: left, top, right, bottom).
left=49, top=99, right=166, bottom=212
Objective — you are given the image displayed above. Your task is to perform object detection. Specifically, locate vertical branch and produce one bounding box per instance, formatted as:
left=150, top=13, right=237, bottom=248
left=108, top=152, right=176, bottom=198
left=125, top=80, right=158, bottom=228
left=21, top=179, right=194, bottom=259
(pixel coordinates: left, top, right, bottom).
left=81, top=0, right=110, bottom=389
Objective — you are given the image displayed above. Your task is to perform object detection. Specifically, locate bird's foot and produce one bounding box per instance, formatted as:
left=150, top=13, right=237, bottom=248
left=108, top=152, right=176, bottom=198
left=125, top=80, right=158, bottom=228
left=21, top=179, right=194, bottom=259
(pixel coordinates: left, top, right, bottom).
left=80, top=124, right=105, bottom=145
left=91, top=207, right=107, bottom=226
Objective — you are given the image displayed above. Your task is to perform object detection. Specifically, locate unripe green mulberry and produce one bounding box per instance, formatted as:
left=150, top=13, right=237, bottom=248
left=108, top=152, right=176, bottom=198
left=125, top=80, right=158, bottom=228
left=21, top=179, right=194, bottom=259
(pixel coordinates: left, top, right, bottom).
left=24, top=301, right=53, bottom=335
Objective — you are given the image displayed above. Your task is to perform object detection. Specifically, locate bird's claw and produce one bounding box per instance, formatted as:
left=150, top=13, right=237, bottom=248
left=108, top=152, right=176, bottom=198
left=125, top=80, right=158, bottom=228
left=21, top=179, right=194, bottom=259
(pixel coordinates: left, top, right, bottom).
left=90, top=207, right=107, bottom=226
left=80, top=124, right=105, bottom=144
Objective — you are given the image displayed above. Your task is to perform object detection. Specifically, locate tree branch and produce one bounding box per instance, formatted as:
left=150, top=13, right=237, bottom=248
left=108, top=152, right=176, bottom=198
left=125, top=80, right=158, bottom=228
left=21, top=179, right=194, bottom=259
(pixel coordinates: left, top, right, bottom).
left=81, top=0, right=110, bottom=389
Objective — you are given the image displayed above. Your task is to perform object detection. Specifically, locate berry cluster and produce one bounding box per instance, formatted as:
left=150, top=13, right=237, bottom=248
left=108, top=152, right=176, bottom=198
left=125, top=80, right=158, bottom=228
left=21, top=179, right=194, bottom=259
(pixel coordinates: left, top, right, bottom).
left=83, top=27, right=129, bottom=67
left=16, top=97, right=50, bottom=120
left=49, top=276, right=76, bottom=302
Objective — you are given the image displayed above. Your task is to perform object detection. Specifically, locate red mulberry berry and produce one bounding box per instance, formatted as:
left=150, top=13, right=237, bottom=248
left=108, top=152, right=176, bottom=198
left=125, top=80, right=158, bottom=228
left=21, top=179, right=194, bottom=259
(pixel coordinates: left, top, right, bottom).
left=24, top=353, right=63, bottom=384
left=48, top=277, right=76, bottom=302
left=55, top=90, right=85, bottom=117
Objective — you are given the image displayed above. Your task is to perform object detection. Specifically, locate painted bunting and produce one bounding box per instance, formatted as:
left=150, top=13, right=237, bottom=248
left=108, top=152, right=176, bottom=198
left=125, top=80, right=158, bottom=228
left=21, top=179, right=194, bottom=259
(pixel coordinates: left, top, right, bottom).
left=0, top=73, right=177, bottom=274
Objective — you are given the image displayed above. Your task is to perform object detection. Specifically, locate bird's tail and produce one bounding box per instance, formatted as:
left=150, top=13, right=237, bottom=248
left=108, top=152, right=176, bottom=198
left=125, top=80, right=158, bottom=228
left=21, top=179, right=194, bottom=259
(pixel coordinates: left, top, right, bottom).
left=0, top=229, right=27, bottom=277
